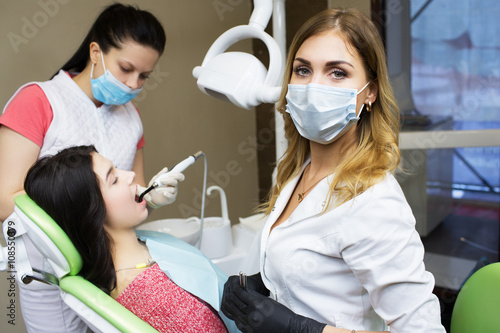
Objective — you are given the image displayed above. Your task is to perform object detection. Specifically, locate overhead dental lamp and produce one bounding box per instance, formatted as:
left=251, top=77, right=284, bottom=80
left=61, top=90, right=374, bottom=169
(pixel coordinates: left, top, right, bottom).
left=193, top=0, right=284, bottom=110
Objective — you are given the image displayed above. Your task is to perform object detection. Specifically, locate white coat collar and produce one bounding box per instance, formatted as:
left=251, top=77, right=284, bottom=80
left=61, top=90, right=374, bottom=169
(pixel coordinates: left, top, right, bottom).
left=265, top=157, right=333, bottom=231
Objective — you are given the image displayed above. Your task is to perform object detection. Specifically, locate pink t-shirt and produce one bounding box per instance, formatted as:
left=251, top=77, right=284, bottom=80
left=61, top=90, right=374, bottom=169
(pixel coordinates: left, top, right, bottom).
left=0, top=78, right=145, bottom=149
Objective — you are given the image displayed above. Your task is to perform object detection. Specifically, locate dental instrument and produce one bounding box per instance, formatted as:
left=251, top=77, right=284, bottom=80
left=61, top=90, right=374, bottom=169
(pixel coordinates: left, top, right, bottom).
left=136, top=151, right=209, bottom=250
left=138, top=151, right=204, bottom=203
left=239, top=271, right=247, bottom=290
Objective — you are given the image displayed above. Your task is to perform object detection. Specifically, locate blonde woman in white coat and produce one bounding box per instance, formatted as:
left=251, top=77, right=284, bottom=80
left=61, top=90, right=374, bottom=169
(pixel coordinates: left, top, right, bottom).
left=221, top=8, right=446, bottom=333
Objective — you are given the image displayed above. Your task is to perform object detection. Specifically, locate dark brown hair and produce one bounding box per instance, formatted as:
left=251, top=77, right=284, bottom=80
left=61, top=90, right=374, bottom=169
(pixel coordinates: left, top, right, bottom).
left=24, top=145, right=116, bottom=294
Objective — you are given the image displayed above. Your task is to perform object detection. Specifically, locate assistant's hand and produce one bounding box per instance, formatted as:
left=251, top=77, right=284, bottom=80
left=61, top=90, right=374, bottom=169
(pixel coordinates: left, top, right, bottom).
left=138, top=167, right=185, bottom=209
left=222, top=283, right=326, bottom=333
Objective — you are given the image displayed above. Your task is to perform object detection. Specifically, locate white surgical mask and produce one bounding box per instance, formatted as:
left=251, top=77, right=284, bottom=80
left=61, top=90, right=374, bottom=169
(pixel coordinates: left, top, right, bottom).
left=285, top=82, right=370, bottom=144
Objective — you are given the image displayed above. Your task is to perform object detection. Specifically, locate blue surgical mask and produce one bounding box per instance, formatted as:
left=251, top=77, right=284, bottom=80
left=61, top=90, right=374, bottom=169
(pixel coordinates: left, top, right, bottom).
left=90, top=51, right=142, bottom=105
left=285, top=82, right=370, bottom=144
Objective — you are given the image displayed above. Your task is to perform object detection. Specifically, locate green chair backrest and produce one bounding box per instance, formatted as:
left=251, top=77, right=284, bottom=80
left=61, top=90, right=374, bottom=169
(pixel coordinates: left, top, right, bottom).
left=451, top=262, right=500, bottom=333
left=14, top=193, right=82, bottom=276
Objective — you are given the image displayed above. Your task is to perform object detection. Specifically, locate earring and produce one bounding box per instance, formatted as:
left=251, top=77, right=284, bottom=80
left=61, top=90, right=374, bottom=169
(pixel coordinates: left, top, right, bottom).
left=367, top=101, right=372, bottom=112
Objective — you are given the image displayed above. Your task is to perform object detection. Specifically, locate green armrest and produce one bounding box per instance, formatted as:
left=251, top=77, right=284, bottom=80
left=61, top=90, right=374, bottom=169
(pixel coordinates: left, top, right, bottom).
left=60, top=276, right=158, bottom=333
left=14, top=193, right=83, bottom=276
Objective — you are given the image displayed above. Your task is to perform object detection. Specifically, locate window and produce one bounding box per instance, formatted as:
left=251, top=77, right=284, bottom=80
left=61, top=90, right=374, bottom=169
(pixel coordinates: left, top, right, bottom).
left=411, top=0, right=500, bottom=202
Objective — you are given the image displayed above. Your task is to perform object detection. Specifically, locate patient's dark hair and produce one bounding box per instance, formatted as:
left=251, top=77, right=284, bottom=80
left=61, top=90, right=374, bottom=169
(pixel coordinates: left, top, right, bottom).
left=24, top=145, right=116, bottom=294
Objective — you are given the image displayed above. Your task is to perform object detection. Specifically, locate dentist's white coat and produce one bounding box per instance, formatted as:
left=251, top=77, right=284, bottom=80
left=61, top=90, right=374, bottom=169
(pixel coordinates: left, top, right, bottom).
left=259, top=162, right=445, bottom=332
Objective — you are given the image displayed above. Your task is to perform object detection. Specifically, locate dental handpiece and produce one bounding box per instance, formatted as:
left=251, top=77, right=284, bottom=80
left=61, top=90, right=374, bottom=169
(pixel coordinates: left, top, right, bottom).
left=138, top=151, right=203, bottom=203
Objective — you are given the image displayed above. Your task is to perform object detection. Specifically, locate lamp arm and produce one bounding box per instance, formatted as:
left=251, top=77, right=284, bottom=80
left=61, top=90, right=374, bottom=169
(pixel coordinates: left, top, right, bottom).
left=250, top=0, right=273, bottom=30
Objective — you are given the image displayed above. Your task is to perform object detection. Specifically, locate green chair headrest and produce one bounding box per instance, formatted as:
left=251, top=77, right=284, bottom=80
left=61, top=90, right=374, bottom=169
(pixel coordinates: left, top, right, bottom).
left=14, top=193, right=83, bottom=276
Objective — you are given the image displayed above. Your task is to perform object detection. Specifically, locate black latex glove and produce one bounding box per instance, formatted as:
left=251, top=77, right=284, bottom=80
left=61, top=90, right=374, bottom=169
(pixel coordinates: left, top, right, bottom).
left=223, top=284, right=326, bottom=333
left=222, top=273, right=270, bottom=320
left=246, top=273, right=270, bottom=296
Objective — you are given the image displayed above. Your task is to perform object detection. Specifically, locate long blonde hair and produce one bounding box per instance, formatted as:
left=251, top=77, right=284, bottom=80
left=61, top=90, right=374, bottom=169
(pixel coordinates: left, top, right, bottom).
left=262, top=8, right=400, bottom=214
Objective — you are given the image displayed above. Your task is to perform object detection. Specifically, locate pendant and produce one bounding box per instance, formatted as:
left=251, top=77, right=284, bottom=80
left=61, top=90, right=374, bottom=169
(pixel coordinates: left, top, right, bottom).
left=298, top=193, right=304, bottom=202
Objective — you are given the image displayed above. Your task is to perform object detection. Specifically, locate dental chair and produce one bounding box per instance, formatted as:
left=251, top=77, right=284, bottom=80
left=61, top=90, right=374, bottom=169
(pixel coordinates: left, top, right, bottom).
left=450, top=262, right=500, bottom=332
left=0, top=193, right=159, bottom=333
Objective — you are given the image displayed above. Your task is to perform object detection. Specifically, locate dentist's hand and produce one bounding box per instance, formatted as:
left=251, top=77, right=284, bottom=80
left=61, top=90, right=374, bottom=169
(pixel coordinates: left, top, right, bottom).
left=138, top=167, right=185, bottom=209
left=222, top=273, right=270, bottom=321
left=222, top=285, right=326, bottom=333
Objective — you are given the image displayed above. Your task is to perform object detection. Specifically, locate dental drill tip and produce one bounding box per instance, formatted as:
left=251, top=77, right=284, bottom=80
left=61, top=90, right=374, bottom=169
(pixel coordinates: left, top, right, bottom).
left=137, top=183, right=158, bottom=202
left=137, top=191, right=146, bottom=203
left=192, top=151, right=204, bottom=160
left=138, top=187, right=152, bottom=202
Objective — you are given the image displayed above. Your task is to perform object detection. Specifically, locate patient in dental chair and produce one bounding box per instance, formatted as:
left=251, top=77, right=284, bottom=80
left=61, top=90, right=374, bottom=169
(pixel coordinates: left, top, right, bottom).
left=23, top=145, right=238, bottom=333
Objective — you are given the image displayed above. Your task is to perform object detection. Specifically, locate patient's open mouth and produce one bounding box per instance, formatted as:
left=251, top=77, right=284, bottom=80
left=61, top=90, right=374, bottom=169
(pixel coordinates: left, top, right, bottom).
left=137, top=184, right=156, bottom=203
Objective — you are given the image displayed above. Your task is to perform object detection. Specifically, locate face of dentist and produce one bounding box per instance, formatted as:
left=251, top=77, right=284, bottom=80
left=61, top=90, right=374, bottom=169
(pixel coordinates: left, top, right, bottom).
left=92, top=152, right=148, bottom=231
left=290, top=31, right=376, bottom=115
left=90, top=39, right=160, bottom=91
